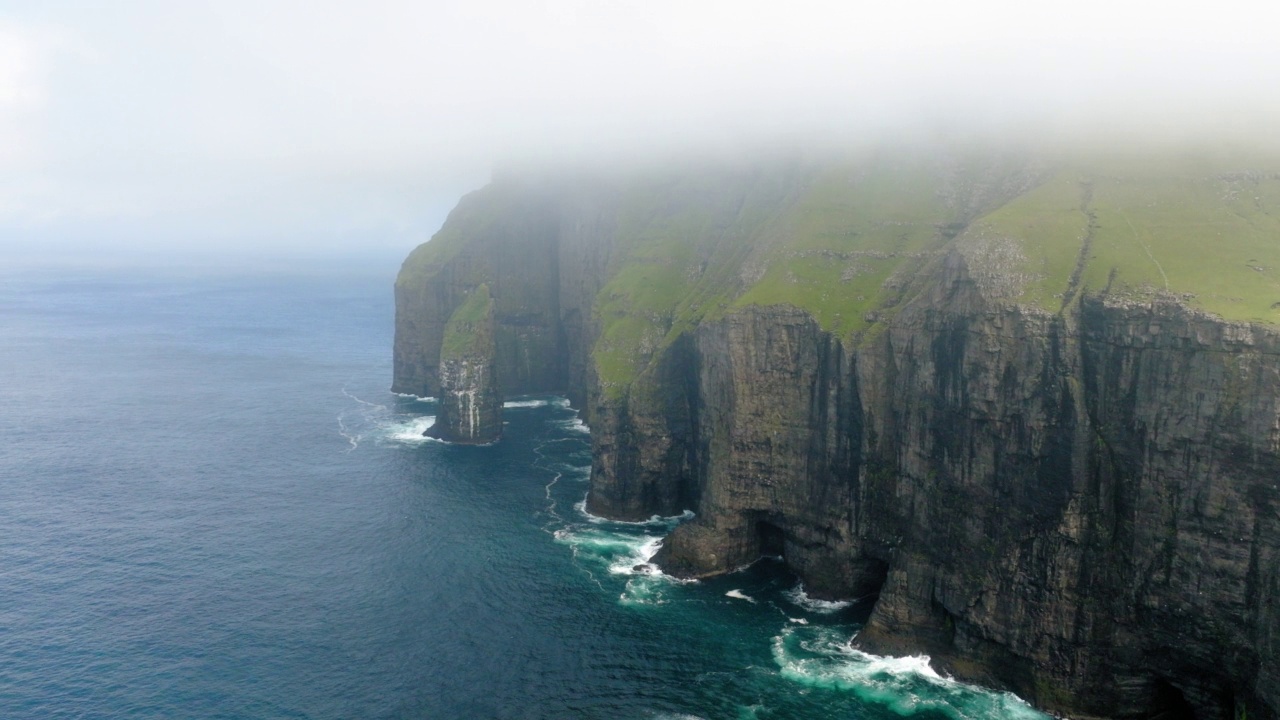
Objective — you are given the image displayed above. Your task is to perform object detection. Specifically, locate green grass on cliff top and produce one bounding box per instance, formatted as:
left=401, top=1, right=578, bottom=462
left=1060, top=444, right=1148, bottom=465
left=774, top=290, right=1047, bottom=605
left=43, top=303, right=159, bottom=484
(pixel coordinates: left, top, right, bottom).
left=729, top=159, right=963, bottom=337
left=403, top=146, right=1280, bottom=397
left=592, top=149, right=1018, bottom=392
left=440, top=283, right=492, bottom=357
left=397, top=185, right=513, bottom=289
left=593, top=148, right=1280, bottom=393
left=588, top=153, right=981, bottom=393
left=590, top=168, right=799, bottom=396
left=976, top=153, right=1280, bottom=322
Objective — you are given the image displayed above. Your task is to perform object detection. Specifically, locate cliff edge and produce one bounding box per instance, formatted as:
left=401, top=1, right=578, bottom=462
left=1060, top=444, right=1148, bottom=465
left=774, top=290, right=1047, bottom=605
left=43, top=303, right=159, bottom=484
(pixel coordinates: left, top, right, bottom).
left=393, top=146, right=1280, bottom=720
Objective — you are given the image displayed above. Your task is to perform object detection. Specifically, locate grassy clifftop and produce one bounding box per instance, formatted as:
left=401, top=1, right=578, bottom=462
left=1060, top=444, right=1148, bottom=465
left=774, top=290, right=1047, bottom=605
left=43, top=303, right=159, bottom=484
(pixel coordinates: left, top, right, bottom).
left=397, top=187, right=499, bottom=290
left=590, top=165, right=802, bottom=396
left=400, top=145, right=1280, bottom=397
left=589, top=148, right=1043, bottom=393
left=972, top=154, right=1280, bottom=321
left=441, top=284, right=493, bottom=358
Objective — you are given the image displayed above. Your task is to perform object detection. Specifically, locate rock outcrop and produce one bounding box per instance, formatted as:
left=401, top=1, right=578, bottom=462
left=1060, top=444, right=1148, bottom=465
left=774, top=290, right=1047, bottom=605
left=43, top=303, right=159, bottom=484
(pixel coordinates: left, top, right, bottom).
left=424, top=284, right=503, bottom=443
left=393, top=150, right=1280, bottom=719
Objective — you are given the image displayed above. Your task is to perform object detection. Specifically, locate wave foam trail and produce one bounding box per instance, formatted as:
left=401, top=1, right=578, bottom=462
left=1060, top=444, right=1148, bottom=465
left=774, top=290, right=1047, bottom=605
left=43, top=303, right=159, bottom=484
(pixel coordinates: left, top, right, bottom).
left=342, top=387, right=388, bottom=410
left=382, top=416, right=440, bottom=444
left=575, top=498, right=695, bottom=529
left=503, top=399, right=548, bottom=409
left=771, top=626, right=1050, bottom=720
left=392, top=392, right=437, bottom=402
left=536, top=409, right=690, bottom=606
left=726, top=589, right=756, bottom=603
left=784, top=583, right=854, bottom=614
left=336, top=387, right=449, bottom=449
left=503, top=396, right=572, bottom=409
left=337, top=411, right=361, bottom=452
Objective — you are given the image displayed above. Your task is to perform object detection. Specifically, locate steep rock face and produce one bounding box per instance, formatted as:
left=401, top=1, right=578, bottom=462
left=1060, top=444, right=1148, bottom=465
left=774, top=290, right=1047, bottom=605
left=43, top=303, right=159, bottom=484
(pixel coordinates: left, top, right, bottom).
left=393, top=155, right=1280, bottom=720
left=392, top=184, right=567, bottom=399
left=652, top=306, right=873, bottom=598
left=1070, top=297, right=1280, bottom=718
left=586, top=334, right=698, bottom=520
left=425, top=285, right=503, bottom=443
left=640, top=254, right=1280, bottom=719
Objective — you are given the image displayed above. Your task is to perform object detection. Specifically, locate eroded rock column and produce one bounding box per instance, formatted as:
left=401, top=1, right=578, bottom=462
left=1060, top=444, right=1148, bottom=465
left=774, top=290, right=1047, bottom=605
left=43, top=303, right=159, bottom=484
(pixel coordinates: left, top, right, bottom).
left=426, top=284, right=503, bottom=443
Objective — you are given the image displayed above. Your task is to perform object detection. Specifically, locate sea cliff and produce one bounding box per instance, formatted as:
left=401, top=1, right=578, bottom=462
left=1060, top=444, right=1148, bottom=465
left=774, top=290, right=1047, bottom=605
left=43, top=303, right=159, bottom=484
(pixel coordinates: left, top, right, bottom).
left=393, top=147, right=1280, bottom=720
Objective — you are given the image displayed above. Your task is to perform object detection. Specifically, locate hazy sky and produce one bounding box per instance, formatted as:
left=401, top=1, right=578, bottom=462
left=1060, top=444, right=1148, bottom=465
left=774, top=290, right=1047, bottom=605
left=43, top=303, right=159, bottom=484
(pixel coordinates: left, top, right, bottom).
left=1, top=0, right=1277, bottom=258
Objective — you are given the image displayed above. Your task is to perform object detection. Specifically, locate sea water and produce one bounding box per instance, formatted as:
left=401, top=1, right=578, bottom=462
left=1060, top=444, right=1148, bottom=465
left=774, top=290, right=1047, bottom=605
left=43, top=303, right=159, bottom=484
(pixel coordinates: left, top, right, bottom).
left=0, top=257, right=1049, bottom=719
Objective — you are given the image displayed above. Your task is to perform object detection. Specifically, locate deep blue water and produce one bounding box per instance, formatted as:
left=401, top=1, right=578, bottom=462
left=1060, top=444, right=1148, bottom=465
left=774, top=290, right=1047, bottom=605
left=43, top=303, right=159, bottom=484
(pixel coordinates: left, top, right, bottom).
left=0, top=258, right=1049, bottom=719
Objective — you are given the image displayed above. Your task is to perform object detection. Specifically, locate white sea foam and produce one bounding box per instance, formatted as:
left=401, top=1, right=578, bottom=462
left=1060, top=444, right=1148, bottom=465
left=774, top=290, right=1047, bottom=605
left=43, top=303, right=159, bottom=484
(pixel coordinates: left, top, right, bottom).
left=783, top=583, right=854, bottom=614
left=501, top=396, right=573, bottom=409
left=771, top=626, right=1049, bottom=720
left=393, top=392, right=437, bottom=403
left=381, top=416, right=442, bottom=445
left=551, top=526, right=663, bottom=573
left=336, top=412, right=361, bottom=452
left=553, top=523, right=695, bottom=606
left=503, top=398, right=549, bottom=409
left=575, top=497, right=696, bottom=528
left=541, top=463, right=590, bottom=487
left=554, top=496, right=700, bottom=606
left=560, top=417, right=591, bottom=435
left=725, top=589, right=756, bottom=603
left=341, top=387, right=388, bottom=409
left=618, top=576, right=669, bottom=606
left=610, top=535, right=665, bottom=575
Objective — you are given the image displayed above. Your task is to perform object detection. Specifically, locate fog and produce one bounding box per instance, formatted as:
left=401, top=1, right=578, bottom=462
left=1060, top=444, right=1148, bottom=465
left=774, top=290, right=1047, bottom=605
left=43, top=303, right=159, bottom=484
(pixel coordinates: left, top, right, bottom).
left=1, top=0, right=1277, bottom=260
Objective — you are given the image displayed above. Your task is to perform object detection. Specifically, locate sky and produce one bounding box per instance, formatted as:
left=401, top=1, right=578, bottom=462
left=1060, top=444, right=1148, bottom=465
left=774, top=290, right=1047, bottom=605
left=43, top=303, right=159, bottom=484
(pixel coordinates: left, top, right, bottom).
left=1, top=0, right=1278, bottom=260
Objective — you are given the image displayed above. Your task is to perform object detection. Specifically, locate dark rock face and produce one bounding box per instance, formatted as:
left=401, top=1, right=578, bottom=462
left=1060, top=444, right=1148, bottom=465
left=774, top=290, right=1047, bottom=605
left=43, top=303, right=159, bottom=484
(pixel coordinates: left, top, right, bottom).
left=393, top=177, right=1280, bottom=720
left=586, top=333, right=700, bottom=521
left=425, top=285, right=503, bottom=443
left=651, top=307, right=870, bottom=599
left=426, top=353, right=502, bottom=443
left=642, top=265, right=1280, bottom=720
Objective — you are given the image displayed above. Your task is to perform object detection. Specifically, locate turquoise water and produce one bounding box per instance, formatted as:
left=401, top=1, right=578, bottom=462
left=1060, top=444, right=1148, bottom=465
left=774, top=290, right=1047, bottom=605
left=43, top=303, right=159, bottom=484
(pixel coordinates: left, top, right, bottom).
left=0, top=258, right=1049, bottom=719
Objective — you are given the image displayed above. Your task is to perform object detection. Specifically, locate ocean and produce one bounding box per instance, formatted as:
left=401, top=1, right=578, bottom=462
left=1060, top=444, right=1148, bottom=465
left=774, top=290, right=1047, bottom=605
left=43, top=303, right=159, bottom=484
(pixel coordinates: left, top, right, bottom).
left=0, top=256, right=1049, bottom=719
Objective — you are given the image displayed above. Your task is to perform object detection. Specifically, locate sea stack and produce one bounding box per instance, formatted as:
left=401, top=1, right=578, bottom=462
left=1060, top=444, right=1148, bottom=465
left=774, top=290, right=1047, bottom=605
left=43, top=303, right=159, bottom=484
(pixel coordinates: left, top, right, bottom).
left=425, top=284, right=502, bottom=443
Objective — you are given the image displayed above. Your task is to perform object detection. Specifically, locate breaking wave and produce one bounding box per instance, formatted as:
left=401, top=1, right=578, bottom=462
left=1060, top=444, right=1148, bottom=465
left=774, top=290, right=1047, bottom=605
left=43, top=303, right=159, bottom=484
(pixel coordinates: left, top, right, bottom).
left=381, top=415, right=443, bottom=445
left=783, top=583, right=854, bottom=614
left=771, top=626, right=1049, bottom=720
left=336, top=387, right=449, bottom=450
left=545, top=479, right=698, bottom=607
left=504, top=396, right=572, bottom=409
left=574, top=497, right=695, bottom=528
left=552, top=524, right=687, bottom=605
left=392, top=392, right=436, bottom=403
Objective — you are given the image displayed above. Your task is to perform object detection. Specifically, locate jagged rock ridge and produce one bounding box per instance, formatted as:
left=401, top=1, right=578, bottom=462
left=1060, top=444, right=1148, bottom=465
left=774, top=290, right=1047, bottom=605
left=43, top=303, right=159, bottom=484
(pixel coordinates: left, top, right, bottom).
left=393, top=147, right=1280, bottom=720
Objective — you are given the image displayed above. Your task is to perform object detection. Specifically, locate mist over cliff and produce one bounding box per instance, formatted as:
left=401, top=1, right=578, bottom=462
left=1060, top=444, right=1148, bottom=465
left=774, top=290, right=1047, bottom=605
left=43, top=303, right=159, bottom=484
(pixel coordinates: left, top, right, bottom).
left=394, top=142, right=1280, bottom=720
left=4, top=1, right=1280, bottom=260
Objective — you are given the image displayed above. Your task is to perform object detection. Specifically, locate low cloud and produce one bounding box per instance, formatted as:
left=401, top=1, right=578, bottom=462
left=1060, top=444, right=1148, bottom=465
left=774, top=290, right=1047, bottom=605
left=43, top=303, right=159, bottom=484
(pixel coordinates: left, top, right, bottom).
left=1, top=0, right=1277, bottom=256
